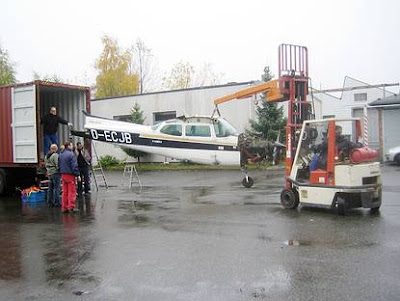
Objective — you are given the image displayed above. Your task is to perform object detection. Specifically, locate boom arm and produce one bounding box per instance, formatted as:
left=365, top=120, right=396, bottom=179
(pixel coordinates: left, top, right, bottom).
left=214, top=79, right=288, bottom=105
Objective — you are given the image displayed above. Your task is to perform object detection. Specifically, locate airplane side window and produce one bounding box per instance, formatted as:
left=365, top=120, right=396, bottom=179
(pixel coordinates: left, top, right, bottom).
left=213, top=123, right=228, bottom=137
left=186, top=125, right=211, bottom=137
left=213, top=119, right=238, bottom=137
left=160, top=124, right=182, bottom=136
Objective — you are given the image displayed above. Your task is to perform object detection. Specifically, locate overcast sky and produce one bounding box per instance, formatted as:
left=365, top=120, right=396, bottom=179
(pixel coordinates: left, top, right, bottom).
left=1, top=0, right=399, bottom=92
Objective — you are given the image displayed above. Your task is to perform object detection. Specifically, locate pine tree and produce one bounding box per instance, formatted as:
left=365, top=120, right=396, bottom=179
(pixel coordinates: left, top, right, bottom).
left=121, top=103, right=145, bottom=163
left=130, top=103, right=145, bottom=124
left=249, top=66, right=286, bottom=142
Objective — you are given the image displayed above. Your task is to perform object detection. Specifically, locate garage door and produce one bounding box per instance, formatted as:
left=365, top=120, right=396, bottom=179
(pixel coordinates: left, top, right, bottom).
left=383, top=109, right=400, bottom=156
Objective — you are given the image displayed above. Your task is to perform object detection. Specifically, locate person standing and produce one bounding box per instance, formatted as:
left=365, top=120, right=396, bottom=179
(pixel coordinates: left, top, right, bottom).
left=41, top=106, right=73, bottom=155
left=59, top=141, right=80, bottom=213
left=75, top=141, right=91, bottom=196
left=44, top=144, right=61, bottom=207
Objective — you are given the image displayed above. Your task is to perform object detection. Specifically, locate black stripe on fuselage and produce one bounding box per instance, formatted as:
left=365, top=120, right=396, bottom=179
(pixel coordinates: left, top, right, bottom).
left=88, top=128, right=237, bottom=151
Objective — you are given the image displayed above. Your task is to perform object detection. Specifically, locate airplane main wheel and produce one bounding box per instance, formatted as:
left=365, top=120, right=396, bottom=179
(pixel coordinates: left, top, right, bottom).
left=280, top=188, right=299, bottom=209
left=242, top=176, right=254, bottom=188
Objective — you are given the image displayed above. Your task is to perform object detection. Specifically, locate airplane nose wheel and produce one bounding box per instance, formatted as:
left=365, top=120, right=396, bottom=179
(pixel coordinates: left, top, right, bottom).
left=242, top=176, right=254, bottom=188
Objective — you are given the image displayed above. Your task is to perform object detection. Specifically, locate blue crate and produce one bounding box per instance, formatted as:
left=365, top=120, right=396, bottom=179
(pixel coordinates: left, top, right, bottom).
left=21, top=190, right=46, bottom=203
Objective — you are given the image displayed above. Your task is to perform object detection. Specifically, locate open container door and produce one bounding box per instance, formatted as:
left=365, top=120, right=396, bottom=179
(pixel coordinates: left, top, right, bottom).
left=12, top=84, right=38, bottom=163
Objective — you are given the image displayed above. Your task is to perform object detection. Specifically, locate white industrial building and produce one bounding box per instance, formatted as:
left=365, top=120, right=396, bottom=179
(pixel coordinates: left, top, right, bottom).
left=91, top=81, right=260, bottom=163
left=90, top=76, right=399, bottom=163
left=369, top=94, right=400, bottom=158
left=311, top=76, right=398, bottom=160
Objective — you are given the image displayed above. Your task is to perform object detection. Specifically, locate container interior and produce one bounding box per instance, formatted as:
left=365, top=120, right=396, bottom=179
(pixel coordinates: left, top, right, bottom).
left=38, top=84, right=88, bottom=156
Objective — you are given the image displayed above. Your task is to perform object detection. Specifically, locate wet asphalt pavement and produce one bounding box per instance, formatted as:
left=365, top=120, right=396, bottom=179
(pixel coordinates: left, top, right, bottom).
left=0, top=165, right=400, bottom=300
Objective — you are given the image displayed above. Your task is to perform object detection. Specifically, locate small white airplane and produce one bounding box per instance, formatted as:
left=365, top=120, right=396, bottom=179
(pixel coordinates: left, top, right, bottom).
left=81, top=112, right=241, bottom=165
left=72, top=112, right=283, bottom=187
left=72, top=78, right=288, bottom=187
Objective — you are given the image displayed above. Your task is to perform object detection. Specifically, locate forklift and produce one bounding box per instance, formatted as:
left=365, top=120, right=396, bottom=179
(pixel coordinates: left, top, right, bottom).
left=213, top=44, right=382, bottom=214
left=277, top=44, right=382, bottom=214
left=281, top=118, right=382, bottom=214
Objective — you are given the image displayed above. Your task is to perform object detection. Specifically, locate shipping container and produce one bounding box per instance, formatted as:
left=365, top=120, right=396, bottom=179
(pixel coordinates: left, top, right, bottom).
left=0, top=81, right=90, bottom=194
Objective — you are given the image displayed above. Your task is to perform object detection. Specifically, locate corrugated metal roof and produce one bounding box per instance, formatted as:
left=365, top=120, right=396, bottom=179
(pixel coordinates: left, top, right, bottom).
left=0, top=80, right=90, bottom=91
left=92, top=81, right=256, bottom=101
left=369, top=94, right=400, bottom=106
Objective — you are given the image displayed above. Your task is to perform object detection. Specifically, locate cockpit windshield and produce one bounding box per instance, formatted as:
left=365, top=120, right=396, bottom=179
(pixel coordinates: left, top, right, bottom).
left=213, top=118, right=238, bottom=137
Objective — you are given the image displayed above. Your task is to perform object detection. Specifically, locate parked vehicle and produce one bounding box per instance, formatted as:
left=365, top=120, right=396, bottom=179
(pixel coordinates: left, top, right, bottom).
left=385, top=145, right=400, bottom=165
left=0, top=81, right=90, bottom=195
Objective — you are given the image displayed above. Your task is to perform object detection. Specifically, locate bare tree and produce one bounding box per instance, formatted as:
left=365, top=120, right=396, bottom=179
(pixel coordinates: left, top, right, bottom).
left=194, top=62, right=223, bottom=87
left=162, top=61, right=195, bottom=90
left=130, top=38, right=157, bottom=94
left=163, top=61, right=223, bottom=90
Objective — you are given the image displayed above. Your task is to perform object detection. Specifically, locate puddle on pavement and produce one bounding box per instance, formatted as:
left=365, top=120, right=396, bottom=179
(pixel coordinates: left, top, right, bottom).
left=281, top=239, right=378, bottom=248
left=185, top=186, right=214, bottom=204
left=258, top=234, right=272, bottom=243
left=118, top=213, right=150, bottom=226
left=42, top=226, right=100, bottom=287
left=118, top=201, right=153, bottom=226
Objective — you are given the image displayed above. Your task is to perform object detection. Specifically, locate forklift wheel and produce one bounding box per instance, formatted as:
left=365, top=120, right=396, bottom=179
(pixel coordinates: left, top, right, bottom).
left=370, top=206, right=380, bottom=214
left=280, top=188, right=299, bottom=209
left=242, top=176, right=254, bottom=188
left=336, top=196, right=347, bottom=215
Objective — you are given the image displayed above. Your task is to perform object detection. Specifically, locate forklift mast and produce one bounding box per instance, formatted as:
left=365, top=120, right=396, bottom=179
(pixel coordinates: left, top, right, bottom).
left=278, top=44, right=312, bottom=188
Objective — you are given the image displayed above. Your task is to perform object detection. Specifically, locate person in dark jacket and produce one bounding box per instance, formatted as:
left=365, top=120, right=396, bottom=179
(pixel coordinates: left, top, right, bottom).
left=59, top=141, right=81, bottom=213
left=44, top=144, right=61, bottom=207
left=41, top=106, right=73, bottom=155
left=75, top=141, right=91, bottom=196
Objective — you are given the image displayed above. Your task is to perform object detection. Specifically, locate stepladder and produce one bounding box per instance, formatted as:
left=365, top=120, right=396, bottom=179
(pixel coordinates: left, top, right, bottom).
left=91, top=143, right=108, bottom=191
left=122, top=161, right=142, bottom=189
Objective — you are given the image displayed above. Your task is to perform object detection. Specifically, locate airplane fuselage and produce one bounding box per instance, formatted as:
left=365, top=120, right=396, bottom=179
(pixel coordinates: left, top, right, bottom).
left=85, top=114, right=240, bottom=165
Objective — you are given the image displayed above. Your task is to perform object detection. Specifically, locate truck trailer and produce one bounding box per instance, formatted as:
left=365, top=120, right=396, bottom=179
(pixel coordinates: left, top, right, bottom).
left=0, top=81, right=90, bottom=195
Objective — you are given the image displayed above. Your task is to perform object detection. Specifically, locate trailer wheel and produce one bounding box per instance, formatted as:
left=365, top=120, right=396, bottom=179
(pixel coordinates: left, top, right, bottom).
left=280, top=188, right=299, bottom=209
left=0, top=169, right=5, bottom=196
left=242, top=176, right=254, bottom=188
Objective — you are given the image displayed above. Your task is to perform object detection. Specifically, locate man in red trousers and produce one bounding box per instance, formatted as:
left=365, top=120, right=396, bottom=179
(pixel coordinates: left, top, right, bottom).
left=58, top=141, right=81, bottom=213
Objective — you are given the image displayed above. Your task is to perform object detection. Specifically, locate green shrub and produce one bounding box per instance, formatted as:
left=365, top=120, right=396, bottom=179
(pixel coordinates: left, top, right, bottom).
left=98, top=155, right=120, bottom=168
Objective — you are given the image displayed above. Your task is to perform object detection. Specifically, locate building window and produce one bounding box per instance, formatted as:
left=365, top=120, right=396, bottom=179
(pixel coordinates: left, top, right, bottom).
left=153, top=111, right=176, bottom=124
left=323, top=115, right=335, bottom=119
left=354, top=93, right=367, bottom=102
left=113, top=115, right=132, bottom=122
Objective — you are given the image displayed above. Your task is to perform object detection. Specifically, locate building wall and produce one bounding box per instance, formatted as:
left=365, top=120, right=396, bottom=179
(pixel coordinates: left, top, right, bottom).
left=90, top=77, right=398, bottom=163
left=312, top=77, right=396, bottom=154
left=91, top=82, right=258, bottom=162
